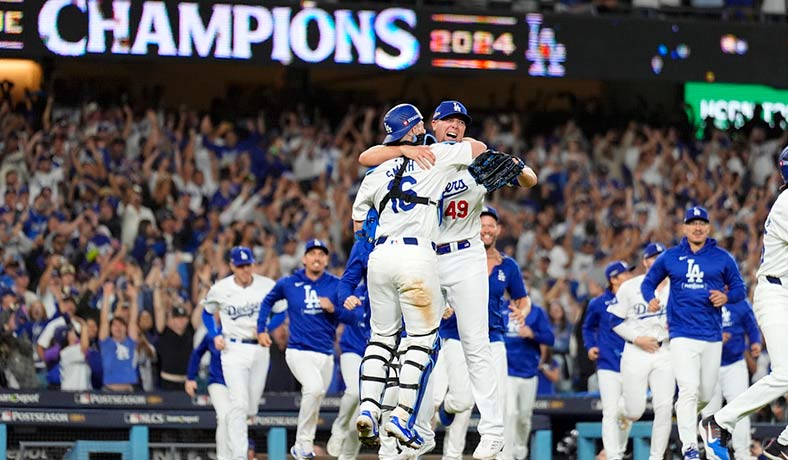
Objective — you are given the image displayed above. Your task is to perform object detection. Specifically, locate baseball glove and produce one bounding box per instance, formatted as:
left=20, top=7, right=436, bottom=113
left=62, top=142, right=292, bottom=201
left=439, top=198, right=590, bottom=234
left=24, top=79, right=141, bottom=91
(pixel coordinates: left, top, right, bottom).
left=468, top=149, right=525, bottom=192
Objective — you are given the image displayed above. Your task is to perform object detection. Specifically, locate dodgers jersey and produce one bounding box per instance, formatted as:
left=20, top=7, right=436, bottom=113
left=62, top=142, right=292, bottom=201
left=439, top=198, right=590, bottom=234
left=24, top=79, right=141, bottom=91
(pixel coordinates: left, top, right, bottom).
left=609, top=274, right=669, bottom=342
left=187, top=334, right=225, bottom=386
left=503, top=304, right=554, bottom=379
left=336, top=238, right=373, bottom=356
left=438, top=169, right=486, bottom=244
left=440, top=254, right=528, bottom=342
left=583, top=290, right=625, bottom=372
left=720, top=299, right=760, bottom=367
left=641, top=237, right=746, bottom=342
left=257, top=269, right=354, bottom=355
left=758, top=188, right=788, bottom=278
left=352, top=142, right=472, bottom=241
left=202, top=274, right=280, bottom=341
left=338, top=285, right=371, bottom=356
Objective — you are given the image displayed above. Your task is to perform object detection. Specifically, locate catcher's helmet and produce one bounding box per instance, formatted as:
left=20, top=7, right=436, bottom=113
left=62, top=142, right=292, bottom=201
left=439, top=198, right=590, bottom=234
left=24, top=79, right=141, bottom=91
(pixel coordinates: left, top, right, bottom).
left=383, top=104, right=423, bottom=145
left=780, top=146, right=788, bottom=184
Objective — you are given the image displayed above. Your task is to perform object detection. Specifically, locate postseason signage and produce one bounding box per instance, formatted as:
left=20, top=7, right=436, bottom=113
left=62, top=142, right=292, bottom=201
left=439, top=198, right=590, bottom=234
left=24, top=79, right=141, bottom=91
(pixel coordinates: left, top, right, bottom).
left=4, top=1, right=787, bottom=84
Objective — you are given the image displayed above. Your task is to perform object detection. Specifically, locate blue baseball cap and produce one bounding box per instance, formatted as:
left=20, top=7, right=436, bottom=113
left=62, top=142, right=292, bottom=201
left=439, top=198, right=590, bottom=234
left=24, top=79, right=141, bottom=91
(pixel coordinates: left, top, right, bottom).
left=229, top=246, right=255, bottom=266
left=304, top=239, right=329, bottom=254
left=432, top=100, right=472, bottom=125
left=684, top=206, right=709, bottom=223
left=481, top=205, right=499, bottom=221
left=604, top=260, right=633, bottom=282
left=643, top=242, right=665, bottom=259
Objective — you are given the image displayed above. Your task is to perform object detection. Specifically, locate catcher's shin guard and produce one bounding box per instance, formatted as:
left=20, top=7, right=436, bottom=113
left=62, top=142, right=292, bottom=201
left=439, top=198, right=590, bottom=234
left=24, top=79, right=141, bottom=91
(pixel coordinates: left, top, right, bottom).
left=359, top=332, right=400, bottom=416
left=396, top=328, right=441, bottom=428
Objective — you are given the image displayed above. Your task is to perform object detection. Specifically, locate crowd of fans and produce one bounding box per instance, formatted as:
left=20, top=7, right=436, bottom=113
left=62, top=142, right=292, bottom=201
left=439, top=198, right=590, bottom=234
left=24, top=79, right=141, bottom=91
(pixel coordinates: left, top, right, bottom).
left=0, top=84, right=784, bottom=418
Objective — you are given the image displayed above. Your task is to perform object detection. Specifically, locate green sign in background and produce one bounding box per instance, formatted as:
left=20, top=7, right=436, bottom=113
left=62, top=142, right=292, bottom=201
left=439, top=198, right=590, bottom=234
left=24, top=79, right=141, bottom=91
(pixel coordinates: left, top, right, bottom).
left=685, top=82, right=788, bottom=137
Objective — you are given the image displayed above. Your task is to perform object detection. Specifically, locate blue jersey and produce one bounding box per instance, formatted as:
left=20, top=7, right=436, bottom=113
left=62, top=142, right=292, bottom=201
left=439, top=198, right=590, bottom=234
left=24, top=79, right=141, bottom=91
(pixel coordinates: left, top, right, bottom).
left=583, top=290, right=625, bottom=372
left=504, top=304, right=554, bottom=378
left=258, top=269, right=353, bottom=355
left=721, top=299, right=760, bottom=367
left=338, top=285, right=371, bottom=356
left=440, top=255, right=528, bottom=343
left=336, top=236, right=374, bottom=356
left=187, top=335, right=225, bottom=386
left=641, top=237, right=746, bottom=342
left=488, top=255, right=528, bottom=343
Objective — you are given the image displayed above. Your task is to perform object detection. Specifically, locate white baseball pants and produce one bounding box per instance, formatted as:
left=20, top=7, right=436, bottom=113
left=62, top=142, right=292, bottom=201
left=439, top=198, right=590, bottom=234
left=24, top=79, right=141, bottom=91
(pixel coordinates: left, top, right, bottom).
left=716, top=281, right=788, bottom=444
left=363, top=243, right=442, bottom=424
left=220, top=342, right=269, bottom=460
left=208, top=383, right=232, bottom=460
left=702, top=359, right=751, bottom=460
left=285, top=348, right=334, bottom=453
left=620, top=342, right=674, bottom=460
left=670, top=337, right=722, bottom=453
left=331, top=352, right=362, bottom=460
left=503, top=372, right=538, bottom=460
left=598, top=369, right=630, bottom=460
left=442, top=341, right=508, bottom=460
left=438, top=243, right=503, bottom=440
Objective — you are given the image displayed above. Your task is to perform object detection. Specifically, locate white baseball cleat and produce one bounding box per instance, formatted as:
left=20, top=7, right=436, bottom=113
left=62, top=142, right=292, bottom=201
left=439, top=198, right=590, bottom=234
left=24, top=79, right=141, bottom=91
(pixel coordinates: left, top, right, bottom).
left=473, top=436, right=504, bottom=460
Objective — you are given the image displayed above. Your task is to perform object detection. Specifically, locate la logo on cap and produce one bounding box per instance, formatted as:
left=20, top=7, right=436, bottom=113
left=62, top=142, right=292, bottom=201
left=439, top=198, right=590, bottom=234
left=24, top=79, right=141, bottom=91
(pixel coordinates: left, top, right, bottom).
left=314, top=239, right=320, bottom=246
left=693, top=207, right=701, bottom=216
left=240, top=252, right=247, bottom=260
left=453, top=102, right=461, bottom=112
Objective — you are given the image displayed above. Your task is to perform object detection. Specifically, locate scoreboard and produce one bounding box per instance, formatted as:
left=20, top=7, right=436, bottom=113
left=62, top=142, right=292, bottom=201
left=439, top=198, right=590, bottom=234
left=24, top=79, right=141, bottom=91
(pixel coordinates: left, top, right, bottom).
left=2, top=1, right=786, bottom=86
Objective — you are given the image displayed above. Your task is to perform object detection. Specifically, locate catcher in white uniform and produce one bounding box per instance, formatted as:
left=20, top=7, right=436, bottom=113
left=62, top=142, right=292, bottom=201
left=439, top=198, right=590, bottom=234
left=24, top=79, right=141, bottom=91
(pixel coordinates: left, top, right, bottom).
left=701, top=146, right=788, bottom=460
left=352, top=103, right=486, bottom=454
left=201, top=246, right=281, bottom=460
left=359, top=100, right=536, bottom=460
left=609, top=242, right=674, bottom=460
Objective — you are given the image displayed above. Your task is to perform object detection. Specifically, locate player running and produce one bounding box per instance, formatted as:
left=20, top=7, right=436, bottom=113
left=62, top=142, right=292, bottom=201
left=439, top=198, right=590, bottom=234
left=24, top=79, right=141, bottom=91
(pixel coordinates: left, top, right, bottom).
left=202, top=246, right=277, bottom=460
left=609, top=242, right=674, bottom=460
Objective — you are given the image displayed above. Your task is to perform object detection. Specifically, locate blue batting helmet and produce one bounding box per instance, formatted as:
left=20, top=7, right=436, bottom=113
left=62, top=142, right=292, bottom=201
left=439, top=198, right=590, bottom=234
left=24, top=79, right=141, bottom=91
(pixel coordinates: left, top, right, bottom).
left=780, top=146, right=788, bottom=184
left=382, top=104, right=423, bottom=145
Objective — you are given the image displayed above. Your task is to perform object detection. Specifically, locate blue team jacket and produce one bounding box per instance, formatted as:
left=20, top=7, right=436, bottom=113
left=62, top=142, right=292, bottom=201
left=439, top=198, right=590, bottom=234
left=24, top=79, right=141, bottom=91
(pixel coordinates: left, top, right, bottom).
left=440, top=255, right=528, bottom=343
left=641, top=237, right=746, bottom=342
left=336, top=239, right=373, bottom=356
left=721, top=299, right=760, bottom=367
left=187, top=335, right=225, bottom=386
left=258, top=269, right=354, bottom=355
left=504, top=305, right=555, bottom=378
left=583, top=290, right=624, bottom=373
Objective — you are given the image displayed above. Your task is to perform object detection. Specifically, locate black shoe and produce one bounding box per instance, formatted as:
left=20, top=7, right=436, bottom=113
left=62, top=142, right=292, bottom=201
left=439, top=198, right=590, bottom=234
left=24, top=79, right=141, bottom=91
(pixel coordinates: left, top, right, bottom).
left=764, top=438, right=788, bottom=460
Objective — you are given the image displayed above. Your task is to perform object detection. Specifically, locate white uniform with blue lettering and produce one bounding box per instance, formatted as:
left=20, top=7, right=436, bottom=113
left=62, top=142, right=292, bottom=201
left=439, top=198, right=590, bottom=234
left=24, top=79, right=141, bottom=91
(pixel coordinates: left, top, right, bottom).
left=352, top=141, right=472, bottom=441
left=609, top=274, right=673, bottom=460
left=202, top=274, right=281, bottom=460
left=435, top=169, right=503, bottom=440
left=712, top=189, right=788, bottom=445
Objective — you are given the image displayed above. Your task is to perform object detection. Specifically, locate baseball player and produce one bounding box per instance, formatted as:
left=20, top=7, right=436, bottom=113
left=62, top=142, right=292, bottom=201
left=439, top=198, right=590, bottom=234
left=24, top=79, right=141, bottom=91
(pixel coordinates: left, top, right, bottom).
left=257, top=239, right=353, bottom=460
left=431, top=205, right=531, bottom=460
left=502, top=300, right=554, bottom=460
left=186, top=334, right=230, bottom=460
left=700, top=147, right=788, bottom=460
left=351, top=103, right=486, bottom=453
left=700, top=299, right=761, bottom=460
left=609, top=243, right=674, bottom=460
left=641, top=206, right=746, bottom=460
left=582, top=260, right=634, bottom=460
left=358, top=101, right=537, bottom=459
left=327, top=212, right=375, bottom=460
left=201, top=246, right=278, bottom=460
